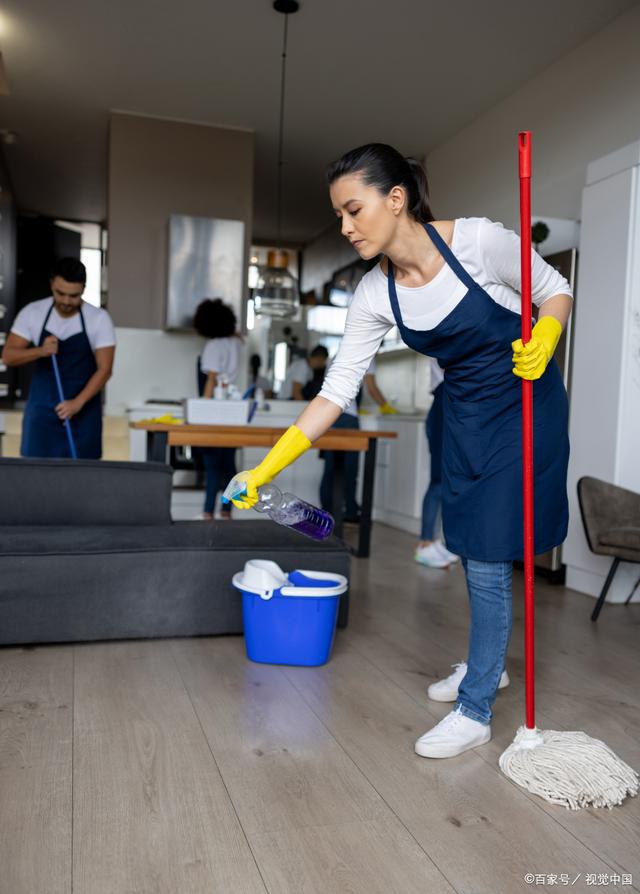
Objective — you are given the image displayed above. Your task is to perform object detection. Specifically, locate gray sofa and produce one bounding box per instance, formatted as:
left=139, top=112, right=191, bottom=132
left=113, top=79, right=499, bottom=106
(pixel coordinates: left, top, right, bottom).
left=0, top=457, right=351, bottom=645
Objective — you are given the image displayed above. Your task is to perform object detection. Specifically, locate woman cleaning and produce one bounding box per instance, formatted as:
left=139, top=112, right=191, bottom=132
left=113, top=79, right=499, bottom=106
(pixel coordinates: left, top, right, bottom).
left=194, top=298, right=242, bottom=520
left=230, top=143, right=572, bottom=759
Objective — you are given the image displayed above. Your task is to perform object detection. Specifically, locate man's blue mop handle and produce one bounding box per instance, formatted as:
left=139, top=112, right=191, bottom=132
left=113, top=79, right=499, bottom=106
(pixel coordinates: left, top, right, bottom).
left=51, top=354, right=78, bottom=459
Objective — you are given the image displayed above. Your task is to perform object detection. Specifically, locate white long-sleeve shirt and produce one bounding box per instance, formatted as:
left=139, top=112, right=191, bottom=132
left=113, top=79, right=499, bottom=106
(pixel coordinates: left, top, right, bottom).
left=319, top=217, right=572, bottom=412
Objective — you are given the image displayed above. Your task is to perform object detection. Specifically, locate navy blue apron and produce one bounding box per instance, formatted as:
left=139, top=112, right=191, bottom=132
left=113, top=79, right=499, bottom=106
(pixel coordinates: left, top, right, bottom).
left=387, top=223, right=569, bottom=561
left=21, top=301, right=102, bottom=459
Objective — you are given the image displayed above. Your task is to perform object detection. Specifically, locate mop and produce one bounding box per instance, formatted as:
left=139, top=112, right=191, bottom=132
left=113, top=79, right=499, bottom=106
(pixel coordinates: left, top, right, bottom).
left=51, top=354, right=78, bottom=459
left=498, top=132, right=639, bottom=810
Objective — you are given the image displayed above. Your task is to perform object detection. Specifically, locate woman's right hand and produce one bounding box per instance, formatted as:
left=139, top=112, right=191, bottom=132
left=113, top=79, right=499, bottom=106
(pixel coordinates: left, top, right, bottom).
left=229, top=425, right=312, bottom=509
left=231, top=469, right=267, bottom=509
left=40, top=335, right=58, bottom=357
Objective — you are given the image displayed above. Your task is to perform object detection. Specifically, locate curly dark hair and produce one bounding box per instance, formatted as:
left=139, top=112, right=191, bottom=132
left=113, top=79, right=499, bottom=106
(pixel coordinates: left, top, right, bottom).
left=193, top=298, right=237, bottom=339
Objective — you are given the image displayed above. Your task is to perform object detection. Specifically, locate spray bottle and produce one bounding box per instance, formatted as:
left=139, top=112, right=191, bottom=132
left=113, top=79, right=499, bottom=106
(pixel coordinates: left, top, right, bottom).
left=222, top=477, right=334, bottom=541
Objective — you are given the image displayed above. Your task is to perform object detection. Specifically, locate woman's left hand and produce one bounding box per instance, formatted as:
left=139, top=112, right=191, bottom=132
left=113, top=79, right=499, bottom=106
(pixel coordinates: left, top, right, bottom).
left=512, top=316, right=562, bottom=381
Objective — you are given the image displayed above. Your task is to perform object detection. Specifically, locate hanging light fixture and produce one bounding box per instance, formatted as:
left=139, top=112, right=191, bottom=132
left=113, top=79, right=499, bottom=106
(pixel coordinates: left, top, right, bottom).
left=253, top=0, right=301, bottom=318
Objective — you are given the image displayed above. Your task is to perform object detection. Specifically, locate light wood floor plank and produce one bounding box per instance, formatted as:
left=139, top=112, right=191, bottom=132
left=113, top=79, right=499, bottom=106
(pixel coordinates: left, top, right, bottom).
left=282, top=637, right=623, bottom=894
left=250, top=817, right=456, bottom=894
left=0, top=645, right=73, bottom=894
left=72, top=640, right=267, bottom=894
left=172, top=636, right=456, bottom=893
left=343, top=525, right=640, bottom=884
left=4, top=521, right=638, bottom=894
left=344, top=612, right=640, bottom=881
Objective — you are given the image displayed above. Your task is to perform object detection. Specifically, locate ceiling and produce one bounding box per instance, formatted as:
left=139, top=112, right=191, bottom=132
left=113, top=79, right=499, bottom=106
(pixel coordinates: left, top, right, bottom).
left=0, top=0, right=637, bottom=245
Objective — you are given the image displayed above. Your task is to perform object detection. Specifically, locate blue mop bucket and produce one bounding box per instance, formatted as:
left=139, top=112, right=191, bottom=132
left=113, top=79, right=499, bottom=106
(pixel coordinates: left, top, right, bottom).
left=232, top=559, right=348, bottom=666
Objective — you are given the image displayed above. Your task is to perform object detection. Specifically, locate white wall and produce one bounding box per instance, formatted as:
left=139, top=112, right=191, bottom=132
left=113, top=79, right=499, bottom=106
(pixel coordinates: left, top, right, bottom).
left=105, top=327, right=206, bottom=415
left=425, top=4, right=640, bottom=229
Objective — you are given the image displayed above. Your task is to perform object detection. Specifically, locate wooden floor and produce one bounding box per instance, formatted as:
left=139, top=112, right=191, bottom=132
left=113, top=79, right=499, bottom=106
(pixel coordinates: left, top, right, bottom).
left=1, top=525, right=638, bottom=894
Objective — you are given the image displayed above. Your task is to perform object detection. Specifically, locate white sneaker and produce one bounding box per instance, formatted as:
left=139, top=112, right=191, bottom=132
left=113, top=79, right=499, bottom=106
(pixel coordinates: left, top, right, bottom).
left=427, top=662, right=510, bottom=702
left=434, top=540, right=460, bottom=563
left=415, top=707, right=491, bottom=758
left=414, top=543, right=450, bottom=569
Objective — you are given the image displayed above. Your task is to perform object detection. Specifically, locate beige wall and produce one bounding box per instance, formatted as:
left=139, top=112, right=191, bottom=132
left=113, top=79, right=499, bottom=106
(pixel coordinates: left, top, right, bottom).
left=426, top=3, right=640, bottom=230
left=301, top=222, right=359, bottom=299
left=108, top=112, right=254, bottom=329
left=299, top=4, right=640, bottom=412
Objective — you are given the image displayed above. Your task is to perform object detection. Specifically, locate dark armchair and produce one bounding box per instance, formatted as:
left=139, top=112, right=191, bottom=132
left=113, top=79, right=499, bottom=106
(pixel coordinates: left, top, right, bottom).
left=577, top=476, right=640, bottom=622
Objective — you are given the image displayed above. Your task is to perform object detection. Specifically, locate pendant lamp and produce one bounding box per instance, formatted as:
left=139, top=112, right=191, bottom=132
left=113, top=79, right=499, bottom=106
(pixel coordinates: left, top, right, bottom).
left=253, top=0, right=300, bottom=318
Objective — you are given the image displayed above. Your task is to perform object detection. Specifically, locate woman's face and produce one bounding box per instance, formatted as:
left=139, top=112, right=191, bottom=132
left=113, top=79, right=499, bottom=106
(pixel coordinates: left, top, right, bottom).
left=330, top=173, right=400, bottom=260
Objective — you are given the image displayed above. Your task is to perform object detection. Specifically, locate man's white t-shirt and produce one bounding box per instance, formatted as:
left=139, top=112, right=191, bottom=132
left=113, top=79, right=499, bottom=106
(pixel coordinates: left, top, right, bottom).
left=200, top=336, right=242, bottom=384
left=319, top=218, right=573, bottom=412
left=278, top=358, right=313, bottom=400
left=11, top=298, right=116, bottom=352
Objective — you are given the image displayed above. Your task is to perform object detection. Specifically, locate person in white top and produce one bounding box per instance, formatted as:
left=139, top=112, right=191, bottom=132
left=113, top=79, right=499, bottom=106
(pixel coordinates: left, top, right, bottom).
left=229, top=142, right=573, bottom=761
left=193, top=298, right=243, bottom=519
left=2, top=257, right=116, bottom=458
left=247, top=354, right=273, bottom=399
left=277, top=346, right=328, bottom=400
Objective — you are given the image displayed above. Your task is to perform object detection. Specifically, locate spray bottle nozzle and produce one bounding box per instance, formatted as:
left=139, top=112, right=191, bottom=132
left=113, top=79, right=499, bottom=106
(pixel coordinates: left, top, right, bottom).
left=221, top=475, right=248, bottom=505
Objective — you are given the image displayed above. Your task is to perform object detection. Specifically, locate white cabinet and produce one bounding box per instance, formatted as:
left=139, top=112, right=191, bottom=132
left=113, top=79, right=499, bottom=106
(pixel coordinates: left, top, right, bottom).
left=362, top=415, right=429, bottom=535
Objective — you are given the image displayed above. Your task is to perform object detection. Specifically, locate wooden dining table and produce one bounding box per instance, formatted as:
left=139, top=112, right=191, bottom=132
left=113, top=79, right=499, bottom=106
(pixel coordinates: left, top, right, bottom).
left=130, top=421, right=397, bottom=558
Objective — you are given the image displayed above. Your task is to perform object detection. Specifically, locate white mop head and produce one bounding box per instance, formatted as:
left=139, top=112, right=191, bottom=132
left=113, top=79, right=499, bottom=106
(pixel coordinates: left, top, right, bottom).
left=500, top=726, right=639, bottom=810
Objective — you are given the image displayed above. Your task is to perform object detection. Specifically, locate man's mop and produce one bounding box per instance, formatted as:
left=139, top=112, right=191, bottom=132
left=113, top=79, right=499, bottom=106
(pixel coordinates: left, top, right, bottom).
left=498, top=132, right=639, bottom=810
left=51, top=354, right=78, bottom=459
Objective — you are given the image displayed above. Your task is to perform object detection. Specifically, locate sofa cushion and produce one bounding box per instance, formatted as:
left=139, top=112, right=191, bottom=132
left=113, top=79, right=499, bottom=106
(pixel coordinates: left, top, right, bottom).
left=0, top=520, right=351, bottom=645
left=0, top=520, right=349, bottom=555
left=0, top=457, right=172, bottom=526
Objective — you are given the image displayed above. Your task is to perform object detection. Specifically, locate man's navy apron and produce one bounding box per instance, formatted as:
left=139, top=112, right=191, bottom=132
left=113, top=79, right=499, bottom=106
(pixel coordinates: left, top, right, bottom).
left=387, top=223, right=569, bottom=561
left=21, top=301, right=102, bottom=459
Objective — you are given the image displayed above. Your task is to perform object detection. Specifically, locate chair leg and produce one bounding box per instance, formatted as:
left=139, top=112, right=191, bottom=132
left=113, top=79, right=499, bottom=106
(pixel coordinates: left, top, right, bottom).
left=625, top=573, right=640, bottom=605
left=591, top=558, right=620, bottom=622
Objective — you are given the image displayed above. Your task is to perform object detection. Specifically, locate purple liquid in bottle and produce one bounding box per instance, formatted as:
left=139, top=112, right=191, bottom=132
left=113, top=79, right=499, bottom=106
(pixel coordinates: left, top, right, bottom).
left=266, top=493, right=335, bottom=541
left=289, top=506, right=335, bottom=541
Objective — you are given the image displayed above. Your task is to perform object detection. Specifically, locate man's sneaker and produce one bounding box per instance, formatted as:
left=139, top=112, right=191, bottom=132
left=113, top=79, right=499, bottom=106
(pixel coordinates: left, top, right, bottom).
left=434, top=540, right=460, bottom=564
left=415, top=707, right=491, bottom=758
left=414, top=543, right=450, bottom=568
left=427, top=662, right=510, bottom=702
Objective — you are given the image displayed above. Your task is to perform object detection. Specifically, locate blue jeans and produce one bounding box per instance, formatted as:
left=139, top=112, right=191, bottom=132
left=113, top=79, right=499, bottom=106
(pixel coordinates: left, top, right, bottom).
left=421, top=384, right=443, bottom=540
left=201, top=447, right=237, bottom=514
left=456, top=558, right=513, bottom=725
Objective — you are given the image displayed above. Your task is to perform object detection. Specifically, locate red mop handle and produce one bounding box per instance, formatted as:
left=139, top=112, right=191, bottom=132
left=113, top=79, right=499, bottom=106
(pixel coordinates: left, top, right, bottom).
left=519, top=131, right=535, bottom=730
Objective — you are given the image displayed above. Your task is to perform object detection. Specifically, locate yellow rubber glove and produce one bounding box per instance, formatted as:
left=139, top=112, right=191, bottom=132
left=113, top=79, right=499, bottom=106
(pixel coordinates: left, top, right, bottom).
left=379, top=402, right=399, bottom=415
left=231, top=425, right=311, bottom=509
left=512, top=316, right=562, bottom=381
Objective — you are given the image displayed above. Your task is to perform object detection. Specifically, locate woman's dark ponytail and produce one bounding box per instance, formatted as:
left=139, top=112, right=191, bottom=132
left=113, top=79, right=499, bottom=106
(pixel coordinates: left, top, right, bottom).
left=405, top=156, right=434, bottom=224
left=327, top=143, right=434, bottom=224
